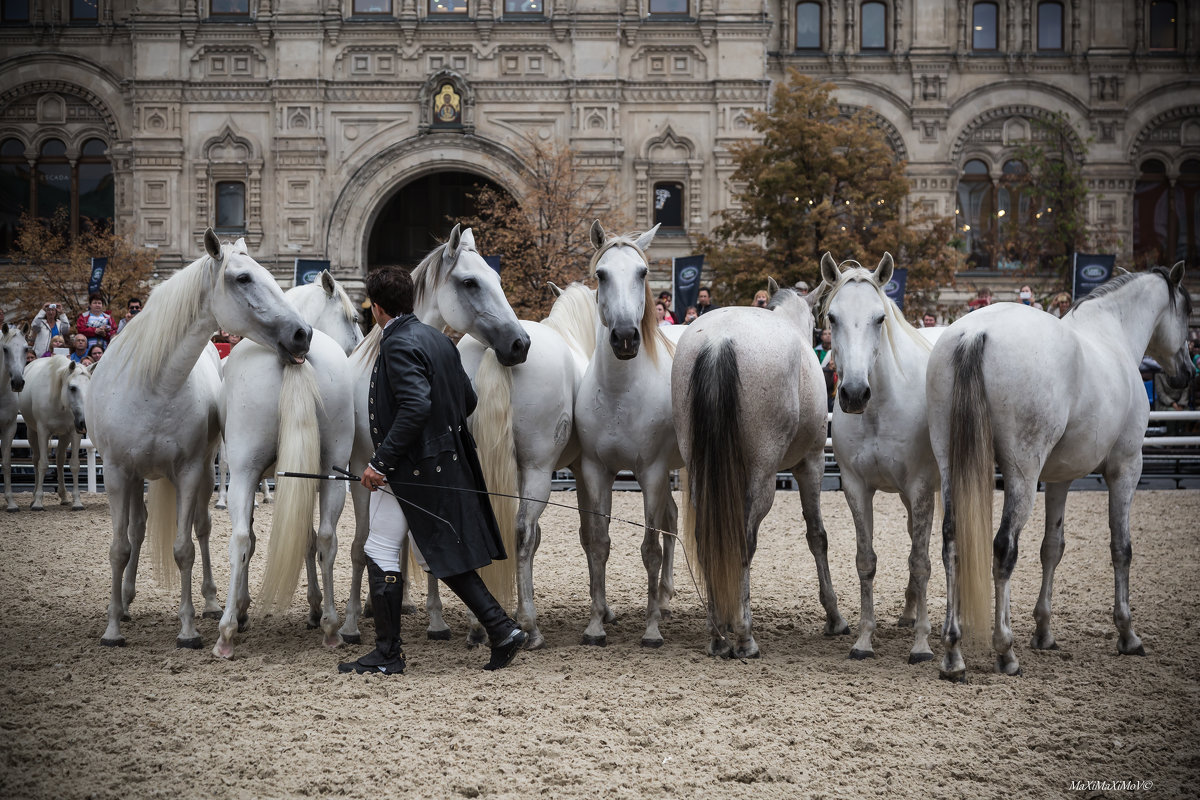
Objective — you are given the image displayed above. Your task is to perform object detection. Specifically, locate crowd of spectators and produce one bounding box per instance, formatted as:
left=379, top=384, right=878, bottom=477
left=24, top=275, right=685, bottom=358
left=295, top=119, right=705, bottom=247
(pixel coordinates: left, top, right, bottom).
left=6, top=295, right=143, bottom=369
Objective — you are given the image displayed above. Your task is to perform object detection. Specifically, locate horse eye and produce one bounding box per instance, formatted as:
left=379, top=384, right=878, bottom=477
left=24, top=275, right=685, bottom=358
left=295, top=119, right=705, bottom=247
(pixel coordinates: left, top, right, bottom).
left=874, top=315, right=885, bottom=325
left=827, top=314, right=837, bottom=326
left=596, top=271, right=607, bottom=283
left=637, top=266, right=647, bottom=280
left=461, top=278, right=477, bottom=289
left=235, top=273, right=252, bottom=285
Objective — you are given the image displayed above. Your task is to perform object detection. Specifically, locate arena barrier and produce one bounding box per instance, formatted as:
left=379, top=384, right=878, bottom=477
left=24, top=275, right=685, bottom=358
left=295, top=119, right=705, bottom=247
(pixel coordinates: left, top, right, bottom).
left=8, top=411, right=1200, bottom=495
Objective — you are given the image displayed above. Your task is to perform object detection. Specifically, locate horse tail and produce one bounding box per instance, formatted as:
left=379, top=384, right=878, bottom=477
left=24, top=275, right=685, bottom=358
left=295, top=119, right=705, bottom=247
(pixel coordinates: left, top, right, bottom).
left=260, top=361, right=323, bottom=612
left=147, top=478, right=178, bottom=589
left=685, top=338, right=748, bottom=633
left=948, top=333, right=994, bottom=646
left=470, top=350, right=517, bottom=612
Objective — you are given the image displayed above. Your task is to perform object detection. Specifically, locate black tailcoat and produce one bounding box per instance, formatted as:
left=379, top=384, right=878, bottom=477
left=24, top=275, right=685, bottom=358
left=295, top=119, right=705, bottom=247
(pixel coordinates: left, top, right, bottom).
left=368, top=314, right=506, bottom=577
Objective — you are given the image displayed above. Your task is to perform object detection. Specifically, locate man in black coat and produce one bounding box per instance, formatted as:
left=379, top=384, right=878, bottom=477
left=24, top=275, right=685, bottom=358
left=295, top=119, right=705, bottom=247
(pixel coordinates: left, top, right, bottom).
left=338, top=266, right=526, bottom=675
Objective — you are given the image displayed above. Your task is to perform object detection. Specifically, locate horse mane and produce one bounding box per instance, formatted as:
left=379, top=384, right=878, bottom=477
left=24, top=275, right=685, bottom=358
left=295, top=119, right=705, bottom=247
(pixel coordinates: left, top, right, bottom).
left=819, top=263, right=932, bottom=371
left=542, top=282, right=598, bottom=360
left=103, top=253, right=219, bottom=383
left=47, top=354, right=69, bottom=401
left=411, top=242, right=452, bottom=313
left=1072, top=265, right=1193, bottom=317
left=350, top=324, right=381, bottom=370
left=588, top=233, right=675, bottom=365
left=321, top=276, right=359, bottom=328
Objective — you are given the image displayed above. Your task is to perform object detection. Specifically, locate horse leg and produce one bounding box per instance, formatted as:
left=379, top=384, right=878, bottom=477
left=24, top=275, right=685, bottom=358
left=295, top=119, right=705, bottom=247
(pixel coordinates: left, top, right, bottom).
left=1031, top=481, right=1069, bottom=651
left=901, top=482, right=936, bottom=664
left=514, top=467, right=551, bottom=650
left=730, top=477, right=775, bottom=660
left=214, top=471, right=257, bottom=659
left=1105, top=455, right=1145, bottom=656
left=29, top=425, right=46, bottom=510
left=1, top=418, right=17, bottom=512
left=172, top=467, right=206, bottom=649
left=576, top=459, right=615, bottom=646
left=793, top=453, right=849, bottom=636
left=260, top=477, right=273, bottom=504
left=638, top=468, right=673, bottom=648
left=338, top=481, right=370, bottom=644
left=54, top=433, right=70, bottom=506
left=991, top=476, right=1037, bottom=676
left=68, top=433, right=84, bottom=510
left=658, top=491, right=679, bottom=621
left=192, top=467, right=221, bottom=620
left=305, top=536, right=322, bottom=629
left=313, top=478, right=345, bottom=648
left=843, top=471, right=878, bottom=659
left=214, top=444, right=228, bottom=510
left=426, top=572, right=452, bottom=640
left=101, top=471, right=135, bottom=646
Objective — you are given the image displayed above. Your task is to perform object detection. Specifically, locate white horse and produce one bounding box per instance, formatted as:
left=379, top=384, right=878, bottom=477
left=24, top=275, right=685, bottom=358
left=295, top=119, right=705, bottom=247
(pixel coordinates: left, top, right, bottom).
left=926, top=263, right=1194, bottom=681
left=88, top=229, right=313, bottom=648
left=820, top=253, right=940, bottom=663
left=456, top=281, right=596, bottom=649
left=212, top=270, right=360, bottom=659
left=673, top=280, right=849, bottom=658
left=17, top=355, right=91, bottom=511
left=339, top=224, right=531, bottom=644
left=569, top=220, right=683, bottom=648
left=1, top=323, right=28, bottom=512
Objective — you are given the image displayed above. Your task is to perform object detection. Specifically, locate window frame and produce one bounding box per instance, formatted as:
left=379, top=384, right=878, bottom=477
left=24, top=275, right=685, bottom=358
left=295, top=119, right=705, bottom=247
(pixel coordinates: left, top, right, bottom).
left=795, top=2, right=822, bottom=51
left=1036, top=1, right=1064, bottom=52
left=214, top=180, right=248, bottom=233
left=652, top=181, right=686, bottom=231
left=0, top=0, right=30, bottom=24
left=972, top=2, right=999, bottom=52
left=351, top=0, right=393, bottom=15
left=647, top=0, right=689, bottom=16
left=427, top=0, right=468, bottom=14
left=1148, top=1, right=1179, bottom=52
left=502, top=0, right=544, bottom=14
left=210, top=0, right=251, bottom=17
left=70, top=0, right=100, bottom=23
left=860, top=1, right=888, bottom=52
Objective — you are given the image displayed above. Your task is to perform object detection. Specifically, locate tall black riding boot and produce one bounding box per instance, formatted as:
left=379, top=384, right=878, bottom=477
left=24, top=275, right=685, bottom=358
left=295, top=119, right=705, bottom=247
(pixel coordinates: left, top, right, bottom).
left=338, top=560, right=406, bottom=675
left=441, top=570, right=527, bottom=670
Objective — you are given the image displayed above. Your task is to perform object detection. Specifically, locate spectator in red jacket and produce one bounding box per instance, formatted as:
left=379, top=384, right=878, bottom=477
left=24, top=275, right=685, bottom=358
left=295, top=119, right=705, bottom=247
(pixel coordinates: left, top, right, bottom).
left=76, top=294, right=116, bottom=349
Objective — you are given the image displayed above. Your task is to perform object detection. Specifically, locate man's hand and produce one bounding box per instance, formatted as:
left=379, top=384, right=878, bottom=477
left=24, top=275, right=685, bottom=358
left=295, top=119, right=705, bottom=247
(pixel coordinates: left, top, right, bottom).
left=361, top=464, right=387, bottom=492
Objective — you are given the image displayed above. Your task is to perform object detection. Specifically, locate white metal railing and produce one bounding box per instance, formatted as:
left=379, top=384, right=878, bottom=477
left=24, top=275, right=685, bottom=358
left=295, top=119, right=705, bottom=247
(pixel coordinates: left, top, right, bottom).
left=7, top=410, right=1200, bottom=494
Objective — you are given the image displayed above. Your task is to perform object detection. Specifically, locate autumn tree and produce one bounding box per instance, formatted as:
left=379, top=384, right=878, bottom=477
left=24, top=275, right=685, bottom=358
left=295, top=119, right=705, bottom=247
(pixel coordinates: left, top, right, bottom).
left=700, top=70, right=958, bottom=313
left=0, top=210, right=156, bottom=325
left=460, top=135, right=628, bottom=320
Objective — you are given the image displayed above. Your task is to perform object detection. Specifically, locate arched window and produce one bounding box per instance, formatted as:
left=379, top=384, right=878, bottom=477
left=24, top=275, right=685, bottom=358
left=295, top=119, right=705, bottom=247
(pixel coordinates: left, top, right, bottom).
left=861, top=2, right=886, bottom=51
left=653, top=182, right=684, bottom=230
left=957, top=159, right=994, bottom=269
left=795, top=2, right=821, bottom=50
left=972, top=2, right=998, bottom=51
left=1037, top=2, right=1063, bottom=50
left=1134, top=159, right=1170, bottom=266
left=1149, top=1, right=1177, bottom=51
left=35, top=139, right=70, bottom=221
left=78, top=139, right=113, bottom=231
left=0, top=138, right=29, bottom=253
left=997, top=160, right=1029, bottom=261
left=215, top=181, right=246, bottom=232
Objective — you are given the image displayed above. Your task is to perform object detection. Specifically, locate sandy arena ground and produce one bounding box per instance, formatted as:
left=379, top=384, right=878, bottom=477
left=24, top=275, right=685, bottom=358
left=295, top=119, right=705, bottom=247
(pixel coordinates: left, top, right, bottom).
left=2, top=487, right=1198, bottom=799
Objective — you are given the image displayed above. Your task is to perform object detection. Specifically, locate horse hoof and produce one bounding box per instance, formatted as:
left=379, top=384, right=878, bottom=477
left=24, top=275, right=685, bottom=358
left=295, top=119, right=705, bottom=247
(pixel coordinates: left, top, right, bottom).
left=342, top=633, right=361, bottom=645
left=994, top=659, right=1022, bottom=676
left=848, top=648, right=876, bottom=661
left=72, top=505, right=84, bottom=512
left=825, top=623, right=851, bottom=637
left=176, top=636, right=203, bottom=650
left=237, top=617, right=249, bottom=633
left=1120, top=645, right=1146, bottom=657
left=1030, top=638, right=1059, bottom=651
left=525, top=635, right=546, bottom=651
left=640, top=637, right=664, bottom=649
left=467, top=629, right=487, bottom=648
left=323, top=634, right=344, bottom=649
left=939, top=669, right=968, bottom=684
left=896, top=617, right=915, bottom=628
left=31, top=506, right=45, bottom=512
left=5, top=507, right=18, bottom=513
left=202, top=610, right=222, bottom=620
left=120, top=613, right=131, bottom=623
left=908, top=652, right=935, bottom=665
left=212, top=643, right=234, bottom=660
left=580, top=634, right=607, bottom=647
left=427, top=629, right=452, bottom=641
left=99, top=636, right=126, bottom=647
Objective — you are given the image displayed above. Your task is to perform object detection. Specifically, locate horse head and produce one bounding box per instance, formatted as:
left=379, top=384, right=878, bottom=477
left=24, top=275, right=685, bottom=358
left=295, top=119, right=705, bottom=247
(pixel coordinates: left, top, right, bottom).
left=204, top=229, right=312, bottom=365
left=589, top=220, right=660, bottom=360
left=1, top=323, right=26, bottom=392
left=1147, top=261, right=1196, bottom=389
left=421, top=225, right=529, bottom=367
left=819, top=251, right=896, bottom=414
left=63, top=359, right=91, bottom=435
left=285, top=270, right=363, bottom=356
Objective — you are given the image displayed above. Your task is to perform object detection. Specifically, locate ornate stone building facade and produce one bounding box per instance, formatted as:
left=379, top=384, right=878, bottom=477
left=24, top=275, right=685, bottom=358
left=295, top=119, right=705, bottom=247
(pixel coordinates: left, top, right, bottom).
left=0, top=1, right=1197, bottom=301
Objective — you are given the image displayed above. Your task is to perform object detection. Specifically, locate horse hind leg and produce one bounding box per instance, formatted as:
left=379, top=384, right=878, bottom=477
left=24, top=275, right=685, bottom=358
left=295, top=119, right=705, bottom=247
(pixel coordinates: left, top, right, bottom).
left=793, top=453, right=850, bottom=637
left=313, top=479, right=344, bottom=649
left=68, top=433, right=84, bottom=510
left=101, top=472, right=135, bottom=646
left=172, top=469, right=207, bottom=649
left=214, top=474, right=257, bottom=659
left=1105, top=457, right=1145, bottom=657
left=514, top=469, right=552, bottom=650
left=192, top=482, right=222, bottom=620
left=55, top=433, right=71, bottom=506
left=121, top=490, right=148, bottom=621
left=337, top=482, right=370, bottom=644
left=638, top=468, right=675, bottom=648
left=28, top=426, right=46, bottom=510
left=576, top=461, right=615, bottom=646
left=305, top=534, right=322, bottom=629
left=426, top=572, right=452, bottom=640
left=1031, top=481, right=1069, bottom=651
left=992, top=476, right=1038, bottom=676
left=901, top=485, right=935, bottom=664
left=2, top=419, right=18, bottom=511
left=658, top=491, right=679, bottom=621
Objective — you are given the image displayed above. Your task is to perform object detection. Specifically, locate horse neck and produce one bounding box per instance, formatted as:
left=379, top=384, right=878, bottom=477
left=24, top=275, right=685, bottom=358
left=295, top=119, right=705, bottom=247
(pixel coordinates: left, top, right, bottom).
left=413, top=293, right=446, bottom=330
left=1068, top=277, right=1165, bottom=365
left=868, top=322, right=928, bottom=398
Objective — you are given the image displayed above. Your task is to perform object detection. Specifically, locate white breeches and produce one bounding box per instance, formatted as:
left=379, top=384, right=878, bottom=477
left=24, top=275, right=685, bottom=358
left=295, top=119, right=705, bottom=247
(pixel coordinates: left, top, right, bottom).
left=364, top=490, right=429, bottom=574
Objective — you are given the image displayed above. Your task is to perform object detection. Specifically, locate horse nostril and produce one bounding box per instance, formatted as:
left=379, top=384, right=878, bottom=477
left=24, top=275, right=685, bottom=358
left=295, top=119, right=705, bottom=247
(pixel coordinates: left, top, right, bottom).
left=861, top=387, right=871, bottom=404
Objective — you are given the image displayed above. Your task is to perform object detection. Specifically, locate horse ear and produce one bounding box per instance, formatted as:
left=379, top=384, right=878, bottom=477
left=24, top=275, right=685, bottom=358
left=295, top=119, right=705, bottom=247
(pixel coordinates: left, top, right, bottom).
left=1168, top=260, right=1186, bottom=285
left=819, top=252, right=839, bottom=286
left=445, top=223, right=463, bottom=259
left=767, top=276, right=780, bottom=297
left=320, top=270, right=336, bottom=297
left=67, top=360, right=76, bottom=374
left=806, top=282, right=827, bottom=310
left=634, top=223, right=661, bottom=252
left=458, top=227, right=476, bottom=252
left=0, top=322, right=7, bottom=335
left=233, top=237, right=247, bottom=254
left=873, top=252, right=895, bottom=287
left=546, top=281, right=563, bottom=297
left=203, top=228, right=222, bottom=262
left=589, top=219, right=606, bottom=251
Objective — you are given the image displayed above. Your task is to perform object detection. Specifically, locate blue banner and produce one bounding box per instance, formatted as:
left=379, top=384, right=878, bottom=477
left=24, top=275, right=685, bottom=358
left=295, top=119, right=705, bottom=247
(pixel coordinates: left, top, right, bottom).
left=883, top=267, right=907, bottom=310
left=294, top=258, right=331, bottom=287
left=88, top=257, right=107, bottom=295
left=1072, top=253, right=1115, bottom=300
left=672, top=255, right=704, bottom=319
left=483, top=255, right=501, bottom=275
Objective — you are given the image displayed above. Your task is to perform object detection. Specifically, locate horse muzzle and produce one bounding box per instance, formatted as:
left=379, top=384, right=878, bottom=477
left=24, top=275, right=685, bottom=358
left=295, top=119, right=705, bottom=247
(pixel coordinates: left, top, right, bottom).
left=495, top=330, right=531, bottom=367
left=838, top=383, right=871, bottom=414
left=9, top=377, right=23, bottom=392
left=276, top=324, right=313, bottom=365
left=609, top=326, right=641, bottom=360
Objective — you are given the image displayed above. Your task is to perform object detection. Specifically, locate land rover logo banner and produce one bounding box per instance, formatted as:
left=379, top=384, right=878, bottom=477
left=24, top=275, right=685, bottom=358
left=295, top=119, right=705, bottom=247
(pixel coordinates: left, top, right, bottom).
left=672, top=255, right=704, bottom=319
left=883, top=267, right=907, bottom=311
left=88, top=258, right=107, bottom=295
left=294, top=258, right=331, bottom=287
left=1072, top=253, right=1115, bottom=300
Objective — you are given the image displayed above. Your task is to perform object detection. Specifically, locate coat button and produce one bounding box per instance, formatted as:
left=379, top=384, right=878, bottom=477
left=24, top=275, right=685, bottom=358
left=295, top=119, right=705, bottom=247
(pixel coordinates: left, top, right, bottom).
left=370, top=413, right=374, bottom=420
left=435, top=466, right=441, bottom=473
left=413, top=469, right=420, bottom=476
left=452, top=454, right=457, bottom=460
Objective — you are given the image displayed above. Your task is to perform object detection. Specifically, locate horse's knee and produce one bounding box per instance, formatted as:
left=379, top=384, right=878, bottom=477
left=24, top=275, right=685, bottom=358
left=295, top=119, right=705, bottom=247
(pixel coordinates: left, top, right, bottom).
left=855, top=550, right=877, bottom=581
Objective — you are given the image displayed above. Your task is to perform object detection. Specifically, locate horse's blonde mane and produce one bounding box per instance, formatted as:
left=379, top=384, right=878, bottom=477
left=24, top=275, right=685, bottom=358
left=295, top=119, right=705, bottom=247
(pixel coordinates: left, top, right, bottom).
left=411, top=242, right=453, bottom=312
left=350, top=324, right=381, bottom=369
left=47, top=354, right=69, bottom=401
left=588, top=234, right=675, bottom=365
left=104, top=253, right=219, bottom=383
left=820, top=264, right=932, bottom=372
left=323, top=276, right=359, bottom=327
left=542, top=282, right=598, bottom=359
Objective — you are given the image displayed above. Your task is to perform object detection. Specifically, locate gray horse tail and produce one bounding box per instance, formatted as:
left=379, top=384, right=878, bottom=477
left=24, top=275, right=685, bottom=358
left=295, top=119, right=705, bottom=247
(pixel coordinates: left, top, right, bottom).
left=686, top=337, right=749, bottom=635
left=948, top=333, right=993, bottom=646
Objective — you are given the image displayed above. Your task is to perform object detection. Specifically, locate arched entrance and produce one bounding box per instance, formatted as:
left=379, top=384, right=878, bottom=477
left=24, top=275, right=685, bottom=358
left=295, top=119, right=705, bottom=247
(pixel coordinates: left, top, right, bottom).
left=366, top=170, right=509, bottom=268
